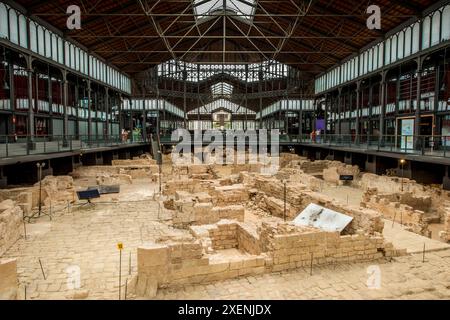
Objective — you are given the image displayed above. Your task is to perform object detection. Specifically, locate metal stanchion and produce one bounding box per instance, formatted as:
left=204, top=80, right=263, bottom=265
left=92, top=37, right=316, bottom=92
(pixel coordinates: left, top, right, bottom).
left=117, top=243, right=123, bottom=300
left=400, top=159, right=406, bottom=192
left=36, top=163, right=46, bottom=217
left=283, top=180, right=287, bottom=222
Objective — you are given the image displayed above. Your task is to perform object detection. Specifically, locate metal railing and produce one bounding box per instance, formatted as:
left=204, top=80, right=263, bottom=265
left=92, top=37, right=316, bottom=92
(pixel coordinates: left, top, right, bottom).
left=160, top=130, right=450, bottom=159
left=0, top=134, right=148, bottom=159
left=284, top=134, right=450, bottom=158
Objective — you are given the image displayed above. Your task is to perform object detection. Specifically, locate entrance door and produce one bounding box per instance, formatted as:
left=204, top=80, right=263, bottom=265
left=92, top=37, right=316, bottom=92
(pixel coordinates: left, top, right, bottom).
left=0, top=114, right=9, bottom=136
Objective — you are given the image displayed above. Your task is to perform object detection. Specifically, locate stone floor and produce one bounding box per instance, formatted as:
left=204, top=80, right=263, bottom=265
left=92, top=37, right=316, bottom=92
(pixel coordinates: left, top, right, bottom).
left=383, top=220, right=450, bottom=254
left=2, top=179, right=186, bottom=300
left=2, top=177, right=450, bottom=300
left=155, top=250, right=450, bottom=300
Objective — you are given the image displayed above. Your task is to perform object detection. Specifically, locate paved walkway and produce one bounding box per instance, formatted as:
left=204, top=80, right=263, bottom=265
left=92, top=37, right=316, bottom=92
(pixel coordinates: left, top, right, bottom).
left=155, top=250, right=450, bottom=300
left=2, top=178, right=450, bottom=300
left=383, top=220, right=450, bottom=254
left=2, top=180, right=184, bottom=300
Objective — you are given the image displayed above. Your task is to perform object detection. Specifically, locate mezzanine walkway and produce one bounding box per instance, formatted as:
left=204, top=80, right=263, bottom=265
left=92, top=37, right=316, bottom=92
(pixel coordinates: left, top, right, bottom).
left=0, top=135, right=149, bottom=166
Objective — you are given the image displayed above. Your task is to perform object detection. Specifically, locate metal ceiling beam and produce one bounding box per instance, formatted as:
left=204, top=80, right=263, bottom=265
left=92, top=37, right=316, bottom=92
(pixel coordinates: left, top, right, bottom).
left=389, top=0, right=421, bottom=15
left=66, top=0, right=138, bottom=34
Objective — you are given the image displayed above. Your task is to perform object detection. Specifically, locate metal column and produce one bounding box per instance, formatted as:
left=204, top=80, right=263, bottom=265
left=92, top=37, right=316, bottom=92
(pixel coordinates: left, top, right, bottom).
left=415, top=58, right=423, bottom=149
left=379, top=72, right=387, bottom=146
left=62, top=70, right=69, bottom=146
left=26, top=56, right=35, bottom=147
left=355, top=81, right=361, bottom=144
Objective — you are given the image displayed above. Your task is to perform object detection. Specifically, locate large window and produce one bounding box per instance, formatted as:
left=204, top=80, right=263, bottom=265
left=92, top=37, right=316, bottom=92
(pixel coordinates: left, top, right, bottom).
left=211, top=82, right=233, bottom=98
left=157, top=59, right=288, bottom=83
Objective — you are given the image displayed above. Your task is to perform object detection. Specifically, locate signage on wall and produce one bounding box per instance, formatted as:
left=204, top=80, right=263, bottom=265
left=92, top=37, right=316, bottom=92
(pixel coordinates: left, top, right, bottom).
left=400, top=119, right=414, bottom=150
left=339, top=175, right=354, bottom=181
left=421, top=92, right=434, bottom=99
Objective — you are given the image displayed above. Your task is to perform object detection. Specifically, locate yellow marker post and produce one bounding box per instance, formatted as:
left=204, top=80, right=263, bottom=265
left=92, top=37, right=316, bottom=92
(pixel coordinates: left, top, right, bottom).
left=117, top=243, right=123, bottom=300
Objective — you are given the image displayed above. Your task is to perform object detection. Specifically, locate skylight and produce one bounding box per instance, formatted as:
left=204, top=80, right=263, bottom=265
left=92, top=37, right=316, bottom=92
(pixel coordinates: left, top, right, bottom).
left=211, top=82, right=234, bottom=98
left=193, top=0, right=256, bottom=21
left=188, top=99, right=256, bottom=115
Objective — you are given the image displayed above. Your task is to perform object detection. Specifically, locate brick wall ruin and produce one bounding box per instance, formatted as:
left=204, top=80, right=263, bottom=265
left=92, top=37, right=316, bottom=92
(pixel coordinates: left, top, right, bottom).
left=0, top=200, right=23, bottom=257
left=440, top=209, right=450, bottom=242
left=135, top=219, right=403, bottom=298
left=322, top=164, right=360, bottom=185
left=0, top=259, right=18, bottom=300
left=163, top=170, right=249, bottom=228
left=248, top=175, right=384, bottom=235
left=362, top=189, right=431, bottom=236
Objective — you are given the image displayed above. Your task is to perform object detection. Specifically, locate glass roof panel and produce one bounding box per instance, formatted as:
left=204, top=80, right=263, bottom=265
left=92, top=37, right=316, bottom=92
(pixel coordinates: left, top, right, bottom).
left=211, top=82, right=234, bottom=97
left=193, top=0, right=256, bottom=21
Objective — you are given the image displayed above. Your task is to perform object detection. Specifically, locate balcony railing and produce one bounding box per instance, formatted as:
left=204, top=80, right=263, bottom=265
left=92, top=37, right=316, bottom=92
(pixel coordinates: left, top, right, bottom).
left=284, top=134, right=450, bottom=158
left=160, top=130, right=450, bottom=159
left=0, top=134, right=148, bottom=159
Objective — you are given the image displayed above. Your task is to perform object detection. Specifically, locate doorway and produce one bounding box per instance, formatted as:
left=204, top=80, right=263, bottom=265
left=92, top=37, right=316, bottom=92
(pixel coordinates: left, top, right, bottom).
left=419, top=115, right=434, bottom=149
left=0, top=114, right=9, bottom=136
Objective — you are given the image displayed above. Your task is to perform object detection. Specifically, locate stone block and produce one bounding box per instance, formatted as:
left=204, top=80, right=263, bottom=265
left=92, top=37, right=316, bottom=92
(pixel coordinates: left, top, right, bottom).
left=0, top=259, right=18, bottom=300
left=138, top=244, right=169, bottom=267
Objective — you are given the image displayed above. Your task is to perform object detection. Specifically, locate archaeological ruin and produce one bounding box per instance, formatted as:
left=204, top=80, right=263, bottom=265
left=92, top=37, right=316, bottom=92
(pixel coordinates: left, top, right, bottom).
left=0, top=149, right=449, bottom=301
left=0, top=0, right=450, bottom=305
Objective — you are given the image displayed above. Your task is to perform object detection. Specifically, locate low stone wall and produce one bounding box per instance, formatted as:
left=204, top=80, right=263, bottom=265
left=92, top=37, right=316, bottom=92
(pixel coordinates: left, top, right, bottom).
left=280, top=153, right=305, bottom=168
left=0, top=200, right=23, bottom=257
left=136, top=219, right=403, bottom=298
left=259, top=196, right=297, bottom=219
left=165, top=179, right=248, bottom=228
left=210, top=184, right=249, bottom=206
left=251, top=176, right=384, bottom=235
left=73, top=165, right=159, bottom=180
left=237, top=223, right=262, bottom=255
left=274, top=168, right=324, bottom=191
left=0, top=176, right=75, bottom=214
left=358, top=173, right=427, bottom=194
left=96, top=174, right=133, bottom=186
left=322, top=164, right=360, bottom=185
left=289, top=159, right=344, bottom=174
left=112, top=158, right=157, bottom=166
left=72, top=166, right=120, bottom=178
left=362, top=190, right=431, bottom=237
left=163, top=179, right=214, bottom=197
left=0, top=259, right=18, bottom=300
left=439, top=209, right=450, bottom=242
left=38, top=176, right=76, bottom=206
left=208, top=221, right=239, bottom=250
left=172, top=192, right=245, bottom=228
left=0, top=188, right=38, bottom=215
left=259, top=222, right=399, bottom=272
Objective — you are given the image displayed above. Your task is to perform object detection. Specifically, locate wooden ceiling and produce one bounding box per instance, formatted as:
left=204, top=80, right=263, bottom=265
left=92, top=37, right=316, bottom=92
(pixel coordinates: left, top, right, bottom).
left=13, top=0, right=436, bottom=80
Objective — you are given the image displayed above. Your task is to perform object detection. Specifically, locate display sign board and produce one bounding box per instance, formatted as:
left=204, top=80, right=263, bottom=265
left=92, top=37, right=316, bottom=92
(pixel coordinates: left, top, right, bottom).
left=88, top=185, right=120, bottom=195
left=76, top=189, right=101, bottom=201
left=339, top=175, right=354, bottom=181
left=293, top=203, right=353, bottom=233
left=400, top=118, right=414, bottom=150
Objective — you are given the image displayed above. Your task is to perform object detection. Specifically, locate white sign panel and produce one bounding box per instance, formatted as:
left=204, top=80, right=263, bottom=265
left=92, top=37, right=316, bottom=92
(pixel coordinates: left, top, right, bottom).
left=400, top=118, right=414, bottom=150
left=293, top=203, right=353, bottom=233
